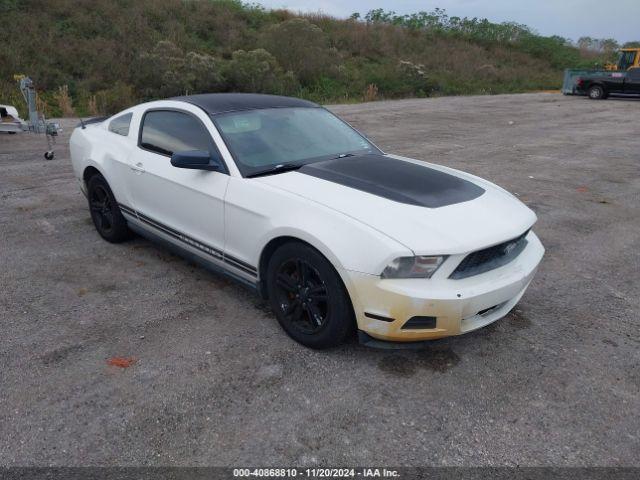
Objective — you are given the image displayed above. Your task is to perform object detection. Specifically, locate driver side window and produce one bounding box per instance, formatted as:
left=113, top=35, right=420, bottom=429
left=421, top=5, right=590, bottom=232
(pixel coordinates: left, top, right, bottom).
left=139, top=110, right=213, bottom=157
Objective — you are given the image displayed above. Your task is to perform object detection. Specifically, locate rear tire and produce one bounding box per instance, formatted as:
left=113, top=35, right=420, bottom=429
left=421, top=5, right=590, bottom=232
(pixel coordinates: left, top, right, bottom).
left=588, top=85, right=606, bottom=100
left=87, top=174, right=132, bottom=243
left=266, top=242, right=354, bottom=349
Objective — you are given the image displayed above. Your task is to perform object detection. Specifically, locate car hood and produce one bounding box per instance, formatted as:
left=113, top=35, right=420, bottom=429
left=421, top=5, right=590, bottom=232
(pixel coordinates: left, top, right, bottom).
left=255, top=154, right=537, bottom=255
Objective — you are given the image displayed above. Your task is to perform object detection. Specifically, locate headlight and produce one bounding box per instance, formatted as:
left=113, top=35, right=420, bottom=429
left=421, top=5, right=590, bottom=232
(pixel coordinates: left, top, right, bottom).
left=381, top=255, right=447, bottom=279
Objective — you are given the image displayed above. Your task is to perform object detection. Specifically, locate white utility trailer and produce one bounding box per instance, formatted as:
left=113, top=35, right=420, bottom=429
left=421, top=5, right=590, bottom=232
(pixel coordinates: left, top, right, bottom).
left=1, top=76, right=61, bottom=159
left=0, top=104, right=27, bottom=133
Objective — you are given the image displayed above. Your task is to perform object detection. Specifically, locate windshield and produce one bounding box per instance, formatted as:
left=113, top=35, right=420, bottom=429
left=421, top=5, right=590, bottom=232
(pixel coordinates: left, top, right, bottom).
left=213, top=107, right=380, bottom=177
left=618, top=51, right=636, bottom=70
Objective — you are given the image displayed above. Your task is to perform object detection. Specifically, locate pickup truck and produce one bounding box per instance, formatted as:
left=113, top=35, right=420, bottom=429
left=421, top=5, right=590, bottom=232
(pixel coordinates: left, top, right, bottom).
left=576, top=68, right=640, bottom=99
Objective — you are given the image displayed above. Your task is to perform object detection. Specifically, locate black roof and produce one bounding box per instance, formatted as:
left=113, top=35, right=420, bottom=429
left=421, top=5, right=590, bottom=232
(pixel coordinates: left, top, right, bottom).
left=172, top=93, right=318, bottom=115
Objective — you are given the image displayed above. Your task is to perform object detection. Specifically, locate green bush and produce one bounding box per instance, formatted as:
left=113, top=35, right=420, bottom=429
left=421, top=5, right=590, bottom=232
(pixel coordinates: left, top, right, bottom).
left=261, top=18, right=340, bottom=85
left=133, top=41, right=224, bottom=99
left=225, top=48, right=298, bottom=94
left=93, top=82, right=137, bottom=116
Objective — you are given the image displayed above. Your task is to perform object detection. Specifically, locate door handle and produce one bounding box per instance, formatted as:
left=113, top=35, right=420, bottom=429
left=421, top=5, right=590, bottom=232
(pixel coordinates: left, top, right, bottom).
left=131, top=162, right=145, bottom=173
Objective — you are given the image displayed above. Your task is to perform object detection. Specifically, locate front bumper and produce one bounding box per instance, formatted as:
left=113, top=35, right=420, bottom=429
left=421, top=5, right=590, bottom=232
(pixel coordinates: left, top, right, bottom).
left=345, top=231, right=545, bottom=342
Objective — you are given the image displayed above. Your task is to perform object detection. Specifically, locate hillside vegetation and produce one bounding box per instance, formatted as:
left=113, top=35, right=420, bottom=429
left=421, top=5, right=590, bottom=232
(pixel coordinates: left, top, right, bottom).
left=0, top=0, right=624, bottom=116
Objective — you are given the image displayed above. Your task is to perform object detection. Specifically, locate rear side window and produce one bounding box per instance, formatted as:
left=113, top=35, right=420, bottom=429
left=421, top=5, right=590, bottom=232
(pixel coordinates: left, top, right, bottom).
left=108, top=113, right=132, bottom=136
left=139, top=110, right=212, bottom=156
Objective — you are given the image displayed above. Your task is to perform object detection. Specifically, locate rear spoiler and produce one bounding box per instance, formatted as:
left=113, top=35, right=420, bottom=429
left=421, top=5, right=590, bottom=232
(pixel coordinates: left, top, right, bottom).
left=76, top=116, right=109, bottom=129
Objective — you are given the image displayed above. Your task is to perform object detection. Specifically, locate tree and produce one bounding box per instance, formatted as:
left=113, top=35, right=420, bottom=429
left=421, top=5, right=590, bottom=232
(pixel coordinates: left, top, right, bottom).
left=225, top=49, right=297, bottom=94
left=599, top=38, right=620, bottom=55
left=133, top=41, right=223, bottom=98
left=262, top=18, right=338, bottom=84
left=577, top=36, right=594, bottom=51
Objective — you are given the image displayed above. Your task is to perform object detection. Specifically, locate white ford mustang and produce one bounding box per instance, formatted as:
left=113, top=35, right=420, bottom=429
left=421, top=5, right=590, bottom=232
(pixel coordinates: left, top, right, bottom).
left=70, top=93, right=544, bottom=348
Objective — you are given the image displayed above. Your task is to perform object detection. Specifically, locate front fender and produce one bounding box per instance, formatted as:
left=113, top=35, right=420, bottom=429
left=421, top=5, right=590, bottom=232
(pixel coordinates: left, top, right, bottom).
left=223, top=177, right=412, bottom=278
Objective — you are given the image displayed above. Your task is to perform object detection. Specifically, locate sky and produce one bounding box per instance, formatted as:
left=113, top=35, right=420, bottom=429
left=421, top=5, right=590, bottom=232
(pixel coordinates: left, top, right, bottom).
left=254, top=0, right=638, bottom=43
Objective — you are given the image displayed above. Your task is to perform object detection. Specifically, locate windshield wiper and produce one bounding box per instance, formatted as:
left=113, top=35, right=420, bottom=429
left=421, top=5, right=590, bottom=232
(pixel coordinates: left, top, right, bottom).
left=331, top=152, right=357, bottom=160
left=246, top=163, right=304, bottom=178
left=247, top=153, right=359, bottom=178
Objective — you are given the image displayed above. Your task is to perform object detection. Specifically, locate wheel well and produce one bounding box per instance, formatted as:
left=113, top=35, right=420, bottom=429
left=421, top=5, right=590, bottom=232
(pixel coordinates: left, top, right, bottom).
left=258, top=236, right=302, bottom=298
left=83, top=166, right=102, bottom=185
left=257, top=235, right=357, bottom=331
left=257, top=236, right=348, bottom=298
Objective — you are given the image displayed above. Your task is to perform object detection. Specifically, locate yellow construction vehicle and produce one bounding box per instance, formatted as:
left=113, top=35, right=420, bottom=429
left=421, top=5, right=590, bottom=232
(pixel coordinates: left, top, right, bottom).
left=605, top=48, right=640, bottom=71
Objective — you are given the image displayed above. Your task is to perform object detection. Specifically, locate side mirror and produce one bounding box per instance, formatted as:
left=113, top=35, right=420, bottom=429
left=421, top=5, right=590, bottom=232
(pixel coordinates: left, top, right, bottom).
left=170, top=150, right=223, bottom=172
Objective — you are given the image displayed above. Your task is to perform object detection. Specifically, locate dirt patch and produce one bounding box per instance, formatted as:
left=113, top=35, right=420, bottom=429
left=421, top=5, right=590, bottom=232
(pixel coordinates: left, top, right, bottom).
left=378, top=354, right=418, bottom=377
left=378, top=346, right=460, bottom=376
left=507, top=309, right=532, bottom=330
left=40, top=344, right=84, bottom=365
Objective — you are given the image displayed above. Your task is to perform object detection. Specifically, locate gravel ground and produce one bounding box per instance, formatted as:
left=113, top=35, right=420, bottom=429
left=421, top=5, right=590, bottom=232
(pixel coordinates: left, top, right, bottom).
left=0, top=93, right=638, bottom=466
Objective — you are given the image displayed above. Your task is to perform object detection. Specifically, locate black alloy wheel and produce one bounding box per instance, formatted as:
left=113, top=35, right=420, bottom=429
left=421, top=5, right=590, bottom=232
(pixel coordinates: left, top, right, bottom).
left=267, top=242, right=354, bottom=349
left=90, top=183, right=115, bottom=235
left=274, top=258, right=329, bottom=335
left=87, top=174, right=132, bottom=243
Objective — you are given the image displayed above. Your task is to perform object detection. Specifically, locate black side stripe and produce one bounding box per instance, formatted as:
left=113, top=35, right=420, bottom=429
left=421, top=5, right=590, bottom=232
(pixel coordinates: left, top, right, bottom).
left=119, top=204, right=136, bottom=217
left=225, top=255, right=257, bottom=272
left=136, top=210, right=224, bottom=261
left=223, top=256, right=257, bottom=276
left=119, top=203, right=258, bottom=277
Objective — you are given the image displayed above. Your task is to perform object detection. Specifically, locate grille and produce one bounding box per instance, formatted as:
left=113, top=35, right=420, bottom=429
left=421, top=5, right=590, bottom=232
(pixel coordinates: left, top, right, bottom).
left=450, top=230, right=529, bottom=280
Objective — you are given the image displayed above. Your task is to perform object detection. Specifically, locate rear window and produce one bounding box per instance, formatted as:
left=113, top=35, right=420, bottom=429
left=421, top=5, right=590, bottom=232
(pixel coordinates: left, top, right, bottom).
left=108, top=113, right=132, bottom=136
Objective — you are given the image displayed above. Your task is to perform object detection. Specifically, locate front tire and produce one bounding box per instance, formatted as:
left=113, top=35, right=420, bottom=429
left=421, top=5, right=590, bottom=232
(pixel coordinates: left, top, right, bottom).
left=588, top=85, right=606, bottom=100
left=266, top=242, right=354, bottom=349
left=87, top=174, right=132, bottom=243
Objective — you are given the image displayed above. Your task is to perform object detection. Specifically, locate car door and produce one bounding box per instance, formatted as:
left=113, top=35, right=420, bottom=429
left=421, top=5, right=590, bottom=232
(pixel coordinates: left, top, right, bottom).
left=603, top=73, right=624, bottom=93
left=624, top=68, right=640, bottom=94
left=127, top=108, right=229, bottom=263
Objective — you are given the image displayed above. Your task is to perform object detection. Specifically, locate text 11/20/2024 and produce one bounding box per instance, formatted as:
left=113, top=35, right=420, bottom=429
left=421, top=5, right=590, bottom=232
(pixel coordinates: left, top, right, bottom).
left=233, top=468, right=400, bottom=478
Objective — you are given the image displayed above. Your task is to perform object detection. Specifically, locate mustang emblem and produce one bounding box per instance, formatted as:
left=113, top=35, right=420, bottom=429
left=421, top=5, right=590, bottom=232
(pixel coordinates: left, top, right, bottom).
left=504, top=241, right=518, bottom=255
